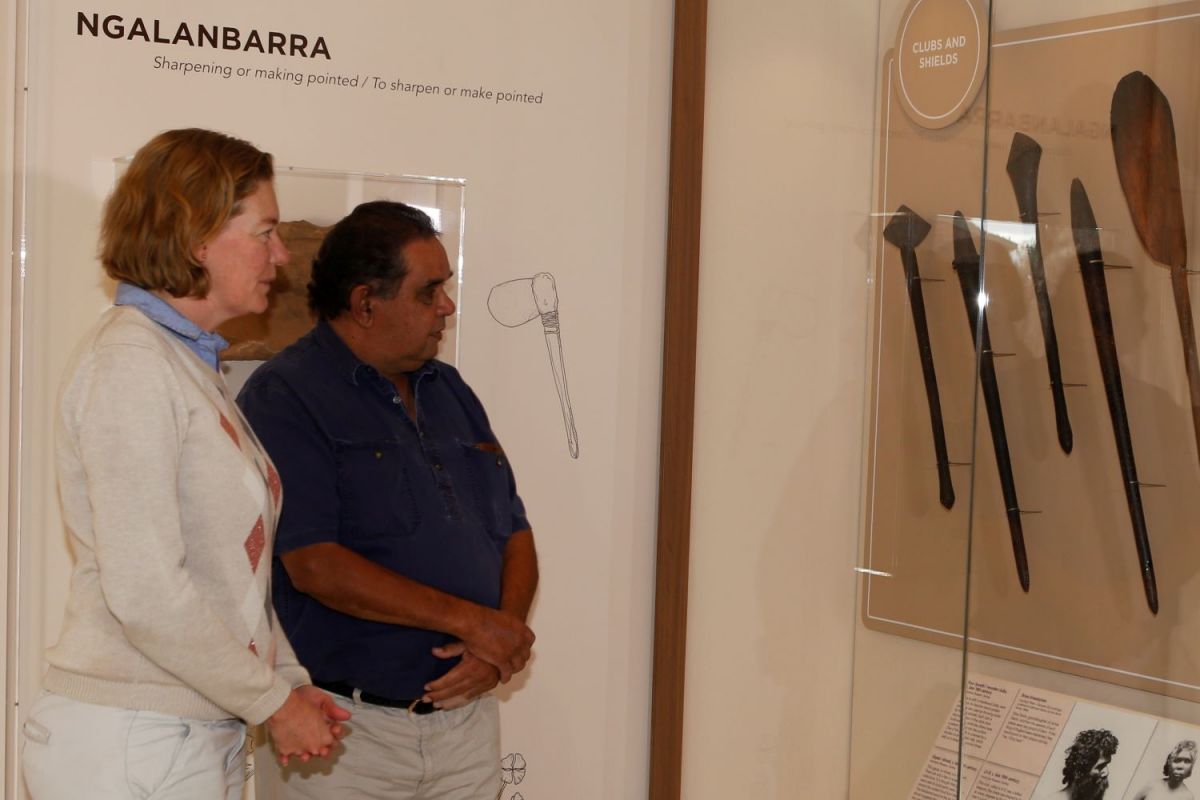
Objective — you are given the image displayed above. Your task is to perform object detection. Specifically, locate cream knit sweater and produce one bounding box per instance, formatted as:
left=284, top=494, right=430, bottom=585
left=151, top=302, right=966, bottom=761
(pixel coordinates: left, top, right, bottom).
left=44, top=307, right=309, bottom=725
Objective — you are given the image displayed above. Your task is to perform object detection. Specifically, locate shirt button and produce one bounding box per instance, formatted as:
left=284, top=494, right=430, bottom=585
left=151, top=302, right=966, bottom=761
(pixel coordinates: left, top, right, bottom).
left=434, top=463, right=443, bottom=471
left=391, top=396, right=402, bottom=405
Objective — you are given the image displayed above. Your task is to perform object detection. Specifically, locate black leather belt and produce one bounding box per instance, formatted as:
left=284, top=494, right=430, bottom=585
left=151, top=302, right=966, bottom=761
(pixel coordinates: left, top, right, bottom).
left=314, top=680, right=438, bottom=715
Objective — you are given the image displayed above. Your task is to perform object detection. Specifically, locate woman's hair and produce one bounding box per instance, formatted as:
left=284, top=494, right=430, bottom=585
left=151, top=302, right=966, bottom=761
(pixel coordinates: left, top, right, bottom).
left=99, top=128, right=274, bottom=298
left=1164, top=741, right=1198, bottom=777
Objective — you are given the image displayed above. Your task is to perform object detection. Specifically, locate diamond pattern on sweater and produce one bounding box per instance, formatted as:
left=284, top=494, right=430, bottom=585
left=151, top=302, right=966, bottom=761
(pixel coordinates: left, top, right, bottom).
left=245, top=517, right=266, bottom=572
left=267, top=463, right=282, bottom=506
left=220, top=413, right=240, bottom=447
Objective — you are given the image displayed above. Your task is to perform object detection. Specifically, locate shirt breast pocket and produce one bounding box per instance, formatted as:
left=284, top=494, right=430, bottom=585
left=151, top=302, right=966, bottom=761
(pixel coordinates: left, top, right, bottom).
left=458, top=441, right=513, bottom=541
left=334, top=440, right=420, bottom=541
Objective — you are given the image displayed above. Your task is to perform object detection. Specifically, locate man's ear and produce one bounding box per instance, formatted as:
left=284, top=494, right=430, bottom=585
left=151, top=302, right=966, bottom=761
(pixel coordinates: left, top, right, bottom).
left=348, top=285, right=374, bottom=327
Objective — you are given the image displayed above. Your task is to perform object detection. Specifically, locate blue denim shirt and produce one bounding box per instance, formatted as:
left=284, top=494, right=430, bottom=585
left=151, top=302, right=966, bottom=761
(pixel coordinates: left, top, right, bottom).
left=237, top=320, right=529, bottom=699
left=114, top=283, right=228, bottom=371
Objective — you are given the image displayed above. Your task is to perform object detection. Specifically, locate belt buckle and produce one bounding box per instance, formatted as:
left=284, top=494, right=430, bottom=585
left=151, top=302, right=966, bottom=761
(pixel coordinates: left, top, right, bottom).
left=407, top=698, right=437, bottom=716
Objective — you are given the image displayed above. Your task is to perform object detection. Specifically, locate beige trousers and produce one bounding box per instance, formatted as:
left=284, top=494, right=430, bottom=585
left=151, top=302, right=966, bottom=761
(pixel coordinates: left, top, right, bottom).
left=255, top=694, right=501, bottom=800
left=20, top=692, right=246, bottom=799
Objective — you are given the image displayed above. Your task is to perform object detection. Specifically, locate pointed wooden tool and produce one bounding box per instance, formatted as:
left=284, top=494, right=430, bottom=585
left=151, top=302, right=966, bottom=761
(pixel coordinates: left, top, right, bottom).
left=883, top=205, right=955, bottom=509
left=952, top=212, right=1029, bottom=592
left=1111, top=71, right=1200, bottom=470
left=1007, top=132, right=1073, bottom=454
left=1071, top=179, right=1157, bottom=614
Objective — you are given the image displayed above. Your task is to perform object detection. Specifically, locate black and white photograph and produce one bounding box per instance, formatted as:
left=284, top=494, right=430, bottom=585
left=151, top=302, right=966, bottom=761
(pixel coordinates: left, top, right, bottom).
left=1032, top=703, right=1157, bottom=800
left=1123, top=722, right=1200, bottom=800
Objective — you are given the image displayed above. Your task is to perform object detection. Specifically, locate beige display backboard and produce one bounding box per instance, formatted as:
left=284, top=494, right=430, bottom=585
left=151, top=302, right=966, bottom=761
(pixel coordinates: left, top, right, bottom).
left=864, top=3, right=1200, bottom=699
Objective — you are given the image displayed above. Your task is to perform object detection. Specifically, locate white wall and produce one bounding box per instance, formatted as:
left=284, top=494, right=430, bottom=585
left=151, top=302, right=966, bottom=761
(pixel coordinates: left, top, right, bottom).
left=7, top=2, right=670, bottom=797
left=0, top=0, right=17, bottom=791
left=681, top=0, right=882, bottom=796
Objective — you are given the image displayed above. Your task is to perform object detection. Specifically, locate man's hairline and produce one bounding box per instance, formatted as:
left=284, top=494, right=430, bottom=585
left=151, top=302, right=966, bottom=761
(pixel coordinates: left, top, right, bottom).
left=320, top=233, right=448, bottom=319
left=369, top=233, right=450, bottom=297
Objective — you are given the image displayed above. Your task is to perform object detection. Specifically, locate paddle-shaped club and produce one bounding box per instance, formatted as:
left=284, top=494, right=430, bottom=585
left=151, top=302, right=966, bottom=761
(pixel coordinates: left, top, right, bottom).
left=1111, top=71, right=1200, bottom=472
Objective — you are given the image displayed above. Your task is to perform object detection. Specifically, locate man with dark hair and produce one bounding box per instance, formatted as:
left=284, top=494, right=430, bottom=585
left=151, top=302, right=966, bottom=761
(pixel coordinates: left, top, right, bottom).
left=1133, top=740, right=1197, bottom=800
left=239, top=201, right=538, bottom=799
left=1044, top=729, right=1119, bottom=800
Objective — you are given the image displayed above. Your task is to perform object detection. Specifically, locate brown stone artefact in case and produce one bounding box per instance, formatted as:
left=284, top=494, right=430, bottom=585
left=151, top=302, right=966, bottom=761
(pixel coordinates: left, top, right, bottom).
left=218, top=220, right=331, bottom=361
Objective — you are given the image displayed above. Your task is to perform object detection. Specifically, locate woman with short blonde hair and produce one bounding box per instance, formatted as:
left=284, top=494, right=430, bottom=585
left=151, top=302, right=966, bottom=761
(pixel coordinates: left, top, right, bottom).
left=20, top=128, right=348, bottom=799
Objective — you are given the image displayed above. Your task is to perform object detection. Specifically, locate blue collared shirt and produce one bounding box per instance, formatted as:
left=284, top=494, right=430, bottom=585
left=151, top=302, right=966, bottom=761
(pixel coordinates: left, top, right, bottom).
left=114, top=282, right=228, bottom=371
left=237, top=320, right=530, bottom=699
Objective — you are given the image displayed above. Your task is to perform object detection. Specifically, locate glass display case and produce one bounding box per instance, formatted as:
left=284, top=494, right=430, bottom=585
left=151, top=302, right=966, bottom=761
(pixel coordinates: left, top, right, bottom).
left=850, top=1, right=1200, bottom=797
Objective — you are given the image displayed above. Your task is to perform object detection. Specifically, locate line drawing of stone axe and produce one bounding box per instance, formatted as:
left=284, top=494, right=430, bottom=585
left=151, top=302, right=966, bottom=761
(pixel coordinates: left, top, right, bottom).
left=488, top=273, right=579, bottom=458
